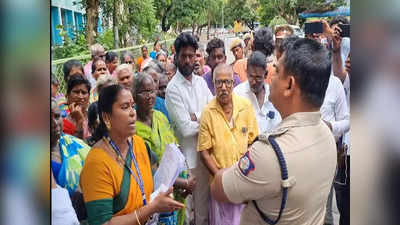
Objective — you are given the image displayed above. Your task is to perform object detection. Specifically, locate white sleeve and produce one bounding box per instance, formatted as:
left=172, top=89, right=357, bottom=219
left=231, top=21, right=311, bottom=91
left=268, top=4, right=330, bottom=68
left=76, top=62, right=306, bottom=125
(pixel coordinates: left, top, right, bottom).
left=205, top=81, right=214, bottom=103
left=331, top=80, right=350, bottom=139
left=194, top=81, right=213, bottom=122
left=165, top=85, right=200, bottom=138
left=52, top=187, right=80, bottom=225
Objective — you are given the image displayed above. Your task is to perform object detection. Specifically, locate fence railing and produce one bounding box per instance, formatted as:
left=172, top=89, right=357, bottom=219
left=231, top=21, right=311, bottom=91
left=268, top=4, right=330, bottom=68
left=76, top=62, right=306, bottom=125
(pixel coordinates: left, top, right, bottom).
left=52, top=38, right=175, bottom=94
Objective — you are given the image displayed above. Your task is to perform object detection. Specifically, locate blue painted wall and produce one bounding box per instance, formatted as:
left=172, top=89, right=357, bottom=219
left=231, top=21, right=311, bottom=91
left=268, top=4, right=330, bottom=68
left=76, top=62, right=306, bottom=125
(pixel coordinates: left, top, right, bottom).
left=62, top=9, right=75, bottom=40
left=51, top=6, right=63, bottom=45
left=97, top=17, right=103, bottom=34
left=75, top=13, right=84, bottom=31
left=51, top=5, right=104, bottom=46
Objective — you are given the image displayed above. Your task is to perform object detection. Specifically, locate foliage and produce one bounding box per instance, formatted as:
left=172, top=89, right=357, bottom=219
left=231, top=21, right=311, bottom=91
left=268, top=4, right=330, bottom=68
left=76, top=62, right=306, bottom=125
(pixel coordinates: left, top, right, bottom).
left=52, top=25, right=89, bottom=60
left=97, top=0, right=158, bottom=47
left=52, top=25, right=117, bottom=60
left=154, top=0, right=225, bottom=34
left=268, top=16, right=288, bottom=29
left=258, top=0, right=346, bottom=26
left=124, top=0, right=158, bottom=41
left=96, top=28, right=114, bottom=50
left=225, top=0, right=259, bottom=30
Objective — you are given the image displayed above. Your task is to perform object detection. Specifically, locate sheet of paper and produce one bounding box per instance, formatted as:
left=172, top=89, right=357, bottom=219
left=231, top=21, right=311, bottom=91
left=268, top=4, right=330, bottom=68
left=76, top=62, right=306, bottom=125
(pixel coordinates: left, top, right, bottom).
left=153, top=143, right=186, bottom=191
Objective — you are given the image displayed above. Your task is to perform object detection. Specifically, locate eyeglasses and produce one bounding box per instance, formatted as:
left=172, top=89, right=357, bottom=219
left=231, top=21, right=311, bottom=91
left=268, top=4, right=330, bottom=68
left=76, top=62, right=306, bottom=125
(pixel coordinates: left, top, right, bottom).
left=137, top=89, right=156, bottom=97
left=215, top=79, right=234, bottom=88
left=125, top=61, right=133, bottom=64
left=96, top=67, right=107, bottom=72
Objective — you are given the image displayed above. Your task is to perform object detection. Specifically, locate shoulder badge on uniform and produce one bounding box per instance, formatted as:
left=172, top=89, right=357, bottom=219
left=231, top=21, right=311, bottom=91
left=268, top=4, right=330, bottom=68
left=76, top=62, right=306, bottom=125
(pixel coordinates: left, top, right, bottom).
left=258, top=134, right=268, bottom=143
left=238, top=151, right=255, bottom=176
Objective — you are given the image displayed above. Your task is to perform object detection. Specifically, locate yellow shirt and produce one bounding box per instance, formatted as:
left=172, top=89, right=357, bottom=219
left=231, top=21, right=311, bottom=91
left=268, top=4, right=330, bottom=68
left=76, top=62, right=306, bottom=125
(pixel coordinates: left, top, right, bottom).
left=197, top=94, right=259, bottom=169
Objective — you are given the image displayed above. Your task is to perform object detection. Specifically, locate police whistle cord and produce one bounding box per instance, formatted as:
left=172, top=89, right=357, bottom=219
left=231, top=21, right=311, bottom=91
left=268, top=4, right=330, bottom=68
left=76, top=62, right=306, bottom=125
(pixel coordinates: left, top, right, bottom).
left=253, top=135, right=288, bottom=225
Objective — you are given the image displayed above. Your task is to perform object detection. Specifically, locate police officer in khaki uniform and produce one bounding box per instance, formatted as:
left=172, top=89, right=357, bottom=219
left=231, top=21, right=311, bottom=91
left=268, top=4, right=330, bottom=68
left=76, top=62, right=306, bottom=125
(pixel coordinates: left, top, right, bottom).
left=210, top=38, right=337, bottom=225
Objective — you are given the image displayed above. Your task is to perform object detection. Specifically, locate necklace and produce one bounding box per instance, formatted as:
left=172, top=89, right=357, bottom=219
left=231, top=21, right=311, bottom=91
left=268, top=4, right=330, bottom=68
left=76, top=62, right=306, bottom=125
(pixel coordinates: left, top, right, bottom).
left=103, top=137, right=126, bottom=167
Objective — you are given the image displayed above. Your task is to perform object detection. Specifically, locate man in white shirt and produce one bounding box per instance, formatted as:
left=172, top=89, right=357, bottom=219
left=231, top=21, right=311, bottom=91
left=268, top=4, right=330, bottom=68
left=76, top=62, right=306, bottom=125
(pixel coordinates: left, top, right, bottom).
left=320, top=75, right=350, bottom=141
left=331, top=25, right=351, bottom=225
left=234, top=51, right=281, bottom=133
left=165, top=32, right=213, bottom=225
left=318, top=20, right=351, bottom=225
left=52, top=172, right=79, bottom=225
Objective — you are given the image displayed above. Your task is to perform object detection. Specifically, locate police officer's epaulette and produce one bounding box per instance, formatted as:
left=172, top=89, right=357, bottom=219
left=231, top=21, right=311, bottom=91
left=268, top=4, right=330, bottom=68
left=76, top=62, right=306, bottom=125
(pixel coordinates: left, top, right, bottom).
left=252, top=128, right=289, bottom=145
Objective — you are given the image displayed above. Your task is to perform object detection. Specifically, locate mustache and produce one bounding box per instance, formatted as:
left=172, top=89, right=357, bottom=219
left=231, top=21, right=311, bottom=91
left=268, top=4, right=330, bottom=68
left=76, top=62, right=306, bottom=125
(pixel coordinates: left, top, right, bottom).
left=218, top=92, right=230, bottom=96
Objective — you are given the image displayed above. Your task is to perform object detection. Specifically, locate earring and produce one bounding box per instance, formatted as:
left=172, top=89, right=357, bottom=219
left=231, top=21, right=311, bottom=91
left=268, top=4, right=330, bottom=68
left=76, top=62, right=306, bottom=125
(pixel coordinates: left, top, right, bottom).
left=106, top=121, right=111, bottom=130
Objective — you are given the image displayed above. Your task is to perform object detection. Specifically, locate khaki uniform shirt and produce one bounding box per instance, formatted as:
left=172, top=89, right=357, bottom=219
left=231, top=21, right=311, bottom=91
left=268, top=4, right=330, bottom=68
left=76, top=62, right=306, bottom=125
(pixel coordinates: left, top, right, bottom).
left=222, top=112, right=337, bottom=225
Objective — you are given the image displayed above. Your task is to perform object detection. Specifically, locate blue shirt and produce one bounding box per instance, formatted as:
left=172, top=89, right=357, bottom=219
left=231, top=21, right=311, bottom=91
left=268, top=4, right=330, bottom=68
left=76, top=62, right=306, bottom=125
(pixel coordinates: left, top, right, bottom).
left=150, top=51, right=157, bottom=59
left=154, top=96, right=170, bottom=123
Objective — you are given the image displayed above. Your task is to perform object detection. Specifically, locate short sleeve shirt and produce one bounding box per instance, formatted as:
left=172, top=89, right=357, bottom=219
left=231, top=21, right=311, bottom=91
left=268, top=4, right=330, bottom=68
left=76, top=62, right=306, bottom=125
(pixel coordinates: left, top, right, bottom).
left=222, top=112, right=337, bottom=225
left=197, top=95, right=259, bottom=169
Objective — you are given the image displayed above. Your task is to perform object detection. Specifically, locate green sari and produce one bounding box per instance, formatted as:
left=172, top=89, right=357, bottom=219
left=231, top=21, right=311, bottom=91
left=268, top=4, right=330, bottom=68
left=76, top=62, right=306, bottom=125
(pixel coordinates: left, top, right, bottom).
left=136, top=110, right=187, bottom=225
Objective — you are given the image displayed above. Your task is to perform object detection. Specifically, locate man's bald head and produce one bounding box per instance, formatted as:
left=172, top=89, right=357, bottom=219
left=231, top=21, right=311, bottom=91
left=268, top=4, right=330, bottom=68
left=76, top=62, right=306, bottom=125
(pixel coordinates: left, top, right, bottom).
left=213, top=63, right=233, bottom=83
left=213, top=63, right=234, bottom=106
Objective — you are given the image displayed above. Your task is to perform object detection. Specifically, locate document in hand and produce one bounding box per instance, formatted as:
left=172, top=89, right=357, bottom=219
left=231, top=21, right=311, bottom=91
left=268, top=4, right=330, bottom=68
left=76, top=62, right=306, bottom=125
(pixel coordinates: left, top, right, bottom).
left=153, top=143, right=186, bottom=191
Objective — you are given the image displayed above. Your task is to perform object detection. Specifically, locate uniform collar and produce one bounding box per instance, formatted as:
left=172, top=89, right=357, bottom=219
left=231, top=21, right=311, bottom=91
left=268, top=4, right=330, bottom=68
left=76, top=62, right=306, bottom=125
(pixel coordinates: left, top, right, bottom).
left=274, top=111, right=321, bottom=132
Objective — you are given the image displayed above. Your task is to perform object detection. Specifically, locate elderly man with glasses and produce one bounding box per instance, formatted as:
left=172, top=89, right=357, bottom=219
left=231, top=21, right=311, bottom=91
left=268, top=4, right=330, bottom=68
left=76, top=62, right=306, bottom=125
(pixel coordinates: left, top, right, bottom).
left=197, top=63, right=258, bottom=225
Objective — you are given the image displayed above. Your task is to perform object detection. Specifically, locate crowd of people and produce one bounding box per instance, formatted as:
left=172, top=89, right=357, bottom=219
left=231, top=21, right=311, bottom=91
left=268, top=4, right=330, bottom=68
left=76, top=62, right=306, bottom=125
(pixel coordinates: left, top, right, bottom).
left=51, top=16, right=350, bottom=225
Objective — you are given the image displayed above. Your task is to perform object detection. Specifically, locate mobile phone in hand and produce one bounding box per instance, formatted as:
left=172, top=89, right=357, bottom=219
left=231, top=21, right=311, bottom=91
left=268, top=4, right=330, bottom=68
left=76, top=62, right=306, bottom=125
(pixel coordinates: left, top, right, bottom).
left=338, top=24, right=350, bottom=37
left=304, top=22, right=323, bottom=35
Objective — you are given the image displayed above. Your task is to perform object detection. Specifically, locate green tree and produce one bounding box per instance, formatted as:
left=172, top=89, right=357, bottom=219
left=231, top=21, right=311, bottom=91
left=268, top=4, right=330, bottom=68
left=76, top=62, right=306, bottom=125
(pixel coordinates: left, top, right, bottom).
left=84, top=0, right=100, bottom=45
left=225, top=0, right=259, bottom=31
left=99, top=0, right=158, bottom=46
left=154, top=0, right=174, bottom=32
left=258, top=0, right=346, bottom=26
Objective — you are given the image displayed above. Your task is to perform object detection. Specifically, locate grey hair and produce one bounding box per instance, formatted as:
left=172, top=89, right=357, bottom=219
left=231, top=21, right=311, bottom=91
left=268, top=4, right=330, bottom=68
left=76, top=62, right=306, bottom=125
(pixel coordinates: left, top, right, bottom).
left=143, top=59, right=165, bottom=75
left=95, top=75, right=118, bottom=94
left=212, top=63, right=234, bottom=83
left=142, top=67, right=160, bottom=79
left=198, top=43, right=207, bottom=57
left=120, top=51, right=134, bottom=63
left=90, top=43, right=105, bottom=56
left=132, top=72, right=155, bottom=99
left=115, top=64, right=133, bottom=77
left=156, top=51, right=167, bottom=59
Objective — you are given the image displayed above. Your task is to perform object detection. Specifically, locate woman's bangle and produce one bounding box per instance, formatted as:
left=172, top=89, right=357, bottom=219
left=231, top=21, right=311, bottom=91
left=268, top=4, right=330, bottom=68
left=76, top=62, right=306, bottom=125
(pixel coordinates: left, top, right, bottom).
left=134, top=210, right=142, bottom=225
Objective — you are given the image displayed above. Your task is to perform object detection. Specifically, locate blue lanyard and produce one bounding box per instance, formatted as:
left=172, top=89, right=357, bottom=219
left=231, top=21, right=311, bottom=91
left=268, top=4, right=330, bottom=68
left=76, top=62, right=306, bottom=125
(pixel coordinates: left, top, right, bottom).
left=105, top=134, right=147, bottom=205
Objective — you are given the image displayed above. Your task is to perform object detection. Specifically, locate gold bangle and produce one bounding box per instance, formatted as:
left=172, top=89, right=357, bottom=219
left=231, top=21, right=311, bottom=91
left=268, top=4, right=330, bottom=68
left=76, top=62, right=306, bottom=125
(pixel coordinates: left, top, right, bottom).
left=134, top=210, right=142, bottom=225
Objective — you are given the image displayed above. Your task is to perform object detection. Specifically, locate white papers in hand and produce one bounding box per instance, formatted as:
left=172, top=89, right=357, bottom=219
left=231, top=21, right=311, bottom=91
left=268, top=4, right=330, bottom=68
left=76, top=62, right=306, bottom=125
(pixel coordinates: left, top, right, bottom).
left=153, top=143, right=186, bottom=191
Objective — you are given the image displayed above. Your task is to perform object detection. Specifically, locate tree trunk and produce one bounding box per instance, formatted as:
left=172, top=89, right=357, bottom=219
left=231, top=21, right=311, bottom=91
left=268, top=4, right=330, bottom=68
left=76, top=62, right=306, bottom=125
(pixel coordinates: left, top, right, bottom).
left=197, top=25, right=201, bottom=35
left=207, top=10, right=211, bottom=40
left=86, top=0, right=100, bottom=45
left=161, top=4, right=173, bottom=32
left=113, top=0, right=119, bottom=48
left=192, top=20, right=196, bottom=34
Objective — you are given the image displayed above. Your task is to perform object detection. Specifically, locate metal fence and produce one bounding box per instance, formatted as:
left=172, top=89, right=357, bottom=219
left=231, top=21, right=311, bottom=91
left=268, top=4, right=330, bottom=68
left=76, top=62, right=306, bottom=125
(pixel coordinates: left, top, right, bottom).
left=51, top=39, right=175, bottom=94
